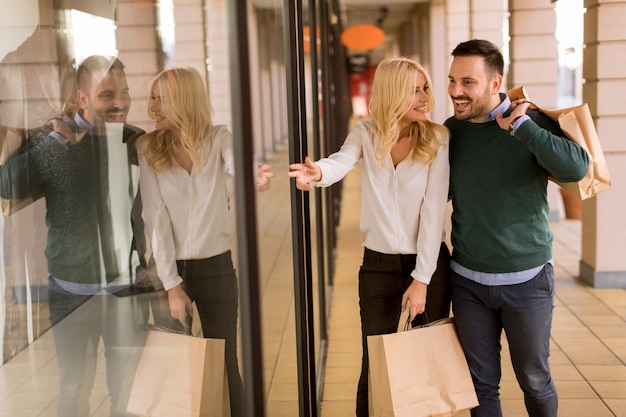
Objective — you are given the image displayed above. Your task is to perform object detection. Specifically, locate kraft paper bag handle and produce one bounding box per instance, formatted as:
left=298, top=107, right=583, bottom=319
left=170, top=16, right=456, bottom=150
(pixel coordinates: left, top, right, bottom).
left=403, top=312, right=430, bottom=331
left=404, top=313, right=456, bottom=332
left=146, top=301, right=204, bottom=338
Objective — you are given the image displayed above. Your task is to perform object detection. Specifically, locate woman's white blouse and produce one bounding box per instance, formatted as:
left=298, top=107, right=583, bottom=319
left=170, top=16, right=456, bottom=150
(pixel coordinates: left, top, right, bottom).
left=139, top=125, right=234, bottom=291
left=313, top=120, right=449, bottom=284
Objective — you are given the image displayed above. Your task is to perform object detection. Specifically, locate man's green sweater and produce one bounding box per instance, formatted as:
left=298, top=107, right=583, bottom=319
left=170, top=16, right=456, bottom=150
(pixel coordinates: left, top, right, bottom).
left=0, top=116, right=144, bottom=285
left=444, top=113, right=589, bottom=274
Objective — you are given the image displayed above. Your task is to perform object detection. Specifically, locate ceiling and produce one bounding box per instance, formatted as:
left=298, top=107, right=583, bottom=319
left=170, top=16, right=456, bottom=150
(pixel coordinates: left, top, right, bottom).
left=338, top=0, right=425, bottom=64
left=250, top=0, right=425, bottom=65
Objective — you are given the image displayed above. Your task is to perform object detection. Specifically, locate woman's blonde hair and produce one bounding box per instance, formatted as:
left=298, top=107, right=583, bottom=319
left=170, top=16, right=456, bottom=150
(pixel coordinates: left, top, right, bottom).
left=140, top=67, right=213, bottom=171
left=369, top=57, right=447, bottom=165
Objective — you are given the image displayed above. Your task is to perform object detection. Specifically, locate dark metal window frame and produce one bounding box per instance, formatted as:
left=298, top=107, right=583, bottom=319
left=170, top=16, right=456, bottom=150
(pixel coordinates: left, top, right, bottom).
left=226, top=3, right=266, bottom=416
left=226, top=1, right=350, bottom=416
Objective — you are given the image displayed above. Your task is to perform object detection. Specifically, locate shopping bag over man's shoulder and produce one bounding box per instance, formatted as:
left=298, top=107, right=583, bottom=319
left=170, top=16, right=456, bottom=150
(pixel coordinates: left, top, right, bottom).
left=368, top=318, right=478, bottom=417
left=126, top=328, right=230, bottom=417
left=507, top=85, right=611, bottom=200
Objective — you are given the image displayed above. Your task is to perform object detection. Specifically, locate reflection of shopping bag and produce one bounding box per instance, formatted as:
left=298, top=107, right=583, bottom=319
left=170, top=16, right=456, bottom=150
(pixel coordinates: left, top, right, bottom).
left=0, top=126, right=45, bottom=215
left=507, top=86, right=611, bottom=199
left=127, top=328, right=229, bottom=417
left=368, top=318, right=478, bottom=417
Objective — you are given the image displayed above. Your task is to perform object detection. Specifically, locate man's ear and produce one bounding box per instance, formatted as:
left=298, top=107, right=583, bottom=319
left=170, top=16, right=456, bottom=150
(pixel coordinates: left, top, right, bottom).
left=76, top=89, right=88, bottom=110
left=491, top=73, right=503, bottom=95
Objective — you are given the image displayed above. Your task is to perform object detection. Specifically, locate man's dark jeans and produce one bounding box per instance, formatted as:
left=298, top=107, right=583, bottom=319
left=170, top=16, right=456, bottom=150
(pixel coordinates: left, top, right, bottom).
left=451, top=264, right=558, bottom=417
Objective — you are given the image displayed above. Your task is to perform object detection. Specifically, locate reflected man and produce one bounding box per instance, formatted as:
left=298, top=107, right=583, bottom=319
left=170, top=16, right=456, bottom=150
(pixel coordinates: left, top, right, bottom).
left=0, top=55, right=146, bottom=417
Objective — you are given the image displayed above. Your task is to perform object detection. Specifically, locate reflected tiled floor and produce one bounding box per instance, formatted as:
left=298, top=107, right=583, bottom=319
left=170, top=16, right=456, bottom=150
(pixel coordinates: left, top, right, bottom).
left=1, top=151, right=625, bottom=417
left=319, top=162, right=626, bottom=417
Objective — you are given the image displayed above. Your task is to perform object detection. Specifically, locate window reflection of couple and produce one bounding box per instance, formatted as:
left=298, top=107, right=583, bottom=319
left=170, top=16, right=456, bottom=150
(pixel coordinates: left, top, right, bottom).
left=0, top=56, right=271, bottom=417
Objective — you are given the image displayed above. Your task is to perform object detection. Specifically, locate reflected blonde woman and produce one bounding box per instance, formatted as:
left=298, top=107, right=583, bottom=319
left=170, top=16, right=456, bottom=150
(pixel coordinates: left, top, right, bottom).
left=138, top=67, right=273, bottom=417
left=287, top=57, right=451, bottom=417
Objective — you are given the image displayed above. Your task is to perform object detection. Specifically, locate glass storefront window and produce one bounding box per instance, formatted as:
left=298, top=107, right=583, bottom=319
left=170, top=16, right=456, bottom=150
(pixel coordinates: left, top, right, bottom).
left=0, top=1, right=340, bottom=416
left=0, top=1, right=259, bottom=416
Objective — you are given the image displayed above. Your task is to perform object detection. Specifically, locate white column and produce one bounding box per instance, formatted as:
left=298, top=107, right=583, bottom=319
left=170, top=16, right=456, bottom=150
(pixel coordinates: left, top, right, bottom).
left=115, top=0, right=160, bottom=131
left=579, top=0, right=626, bottom=287
left=205, top=0, right=232, bottom=129
left=470, top=0, right=507, bottom=49
left=508, top=0, right=559, bottom=106
left=445, top=0, right=470, bottom=118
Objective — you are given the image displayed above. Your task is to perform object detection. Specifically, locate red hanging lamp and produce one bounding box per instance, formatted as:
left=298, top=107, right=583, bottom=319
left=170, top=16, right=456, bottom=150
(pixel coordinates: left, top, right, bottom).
left=340, top=24, right=385, bottom=51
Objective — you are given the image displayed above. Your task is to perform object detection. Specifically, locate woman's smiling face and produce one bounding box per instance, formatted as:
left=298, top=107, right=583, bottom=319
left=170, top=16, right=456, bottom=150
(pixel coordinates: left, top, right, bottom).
left=150, top=83, right=173, bottom=131
left=400, top=71, right=430, bottom=126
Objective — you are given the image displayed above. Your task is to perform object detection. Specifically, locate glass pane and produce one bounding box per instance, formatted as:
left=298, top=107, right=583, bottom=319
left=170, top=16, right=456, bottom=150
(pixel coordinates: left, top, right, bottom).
left=1, top=2, right=156, bottom=416
left=0, top=1, right=248, bottom=416
left=0, top=0, right=340, bottom=415
left=245, top=1, right=301, bottom=415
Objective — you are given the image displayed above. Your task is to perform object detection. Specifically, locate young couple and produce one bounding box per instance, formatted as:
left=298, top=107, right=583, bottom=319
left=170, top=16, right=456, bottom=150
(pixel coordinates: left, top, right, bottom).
left=287, top=39, right=589, bottom=417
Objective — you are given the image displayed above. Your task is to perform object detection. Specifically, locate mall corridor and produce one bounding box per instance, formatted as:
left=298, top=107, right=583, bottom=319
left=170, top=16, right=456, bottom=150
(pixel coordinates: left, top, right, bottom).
left=0, top=150, right=625, bottom=417
left=318, top=162, right=626, bottom=417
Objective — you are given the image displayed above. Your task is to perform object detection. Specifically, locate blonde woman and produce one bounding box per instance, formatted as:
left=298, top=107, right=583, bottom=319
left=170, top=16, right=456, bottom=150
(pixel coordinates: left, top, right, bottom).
left=138, top=67, right=273, bottom=417
left=287, top=57, right=450, bottom=417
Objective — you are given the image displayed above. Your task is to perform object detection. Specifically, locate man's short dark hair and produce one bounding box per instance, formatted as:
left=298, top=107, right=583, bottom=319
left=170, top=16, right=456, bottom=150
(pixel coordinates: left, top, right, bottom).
left=451, top=39, right=504, bottom=78
left=76, top=55, right=126, bottom=90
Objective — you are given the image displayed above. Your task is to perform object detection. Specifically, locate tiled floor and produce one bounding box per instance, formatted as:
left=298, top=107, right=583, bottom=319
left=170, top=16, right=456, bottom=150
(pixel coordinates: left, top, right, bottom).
left=319, top=162, right=626, bottom=417
left=1, top=149, right=625, bottom=417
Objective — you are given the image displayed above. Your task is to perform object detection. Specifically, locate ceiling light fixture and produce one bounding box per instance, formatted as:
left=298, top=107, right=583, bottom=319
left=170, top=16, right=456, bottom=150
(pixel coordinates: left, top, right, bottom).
left=340, top=23, right=385, bottom=51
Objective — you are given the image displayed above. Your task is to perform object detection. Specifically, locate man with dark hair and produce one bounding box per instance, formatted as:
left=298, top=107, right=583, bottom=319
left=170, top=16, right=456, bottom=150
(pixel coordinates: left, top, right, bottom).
left=0, top=55, right=146, bottom=417
left=445, top=39, right=589, bottom=417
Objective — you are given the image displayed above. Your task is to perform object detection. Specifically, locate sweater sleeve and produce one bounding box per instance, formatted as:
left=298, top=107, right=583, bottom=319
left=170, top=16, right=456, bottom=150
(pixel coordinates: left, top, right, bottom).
left=138, top=147, right=183, bottom=291
left=0, top=131, right=47, bottom=199
left=512, top=117, right=590, bottom=183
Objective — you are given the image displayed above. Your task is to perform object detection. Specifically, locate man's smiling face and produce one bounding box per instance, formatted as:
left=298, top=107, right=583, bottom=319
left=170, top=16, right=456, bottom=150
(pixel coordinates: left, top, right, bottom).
left=447, top=55, right=500, bottom=123
left=78, top=68, right=131, bottom=132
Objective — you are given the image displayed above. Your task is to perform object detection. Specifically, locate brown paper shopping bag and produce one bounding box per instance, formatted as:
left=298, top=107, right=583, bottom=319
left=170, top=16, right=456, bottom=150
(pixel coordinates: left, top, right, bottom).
left=542, top=104, right=611, bottom=199
left=507, top=86, right=611, bottom=199
left=126, top=329, right=230, bottom=417
left=368, top=318, right=478, bottom=417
